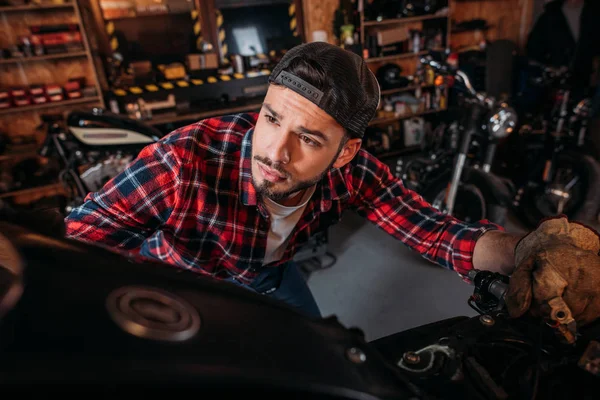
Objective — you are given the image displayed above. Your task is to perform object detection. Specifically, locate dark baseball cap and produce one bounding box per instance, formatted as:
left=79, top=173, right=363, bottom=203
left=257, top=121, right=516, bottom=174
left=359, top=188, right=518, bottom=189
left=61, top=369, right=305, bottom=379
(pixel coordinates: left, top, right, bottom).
left=268, top=42, right=381, bottom=139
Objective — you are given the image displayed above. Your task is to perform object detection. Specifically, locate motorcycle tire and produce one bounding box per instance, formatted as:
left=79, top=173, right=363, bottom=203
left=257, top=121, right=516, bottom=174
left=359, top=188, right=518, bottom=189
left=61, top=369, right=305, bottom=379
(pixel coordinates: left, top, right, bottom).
left=421, top=175, right=507, bottom=226
left=517, top=151, right=600, bottom=228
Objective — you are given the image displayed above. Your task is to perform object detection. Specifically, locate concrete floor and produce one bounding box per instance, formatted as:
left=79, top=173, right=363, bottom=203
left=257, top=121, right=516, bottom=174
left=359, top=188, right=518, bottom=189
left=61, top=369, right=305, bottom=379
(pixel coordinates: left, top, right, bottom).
left=306, top=209, right=528, bottom=342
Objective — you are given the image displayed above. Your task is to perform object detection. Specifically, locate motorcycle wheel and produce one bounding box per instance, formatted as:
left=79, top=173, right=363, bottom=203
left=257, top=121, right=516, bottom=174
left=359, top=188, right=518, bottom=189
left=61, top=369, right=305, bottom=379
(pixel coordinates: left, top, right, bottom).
left=422, top=178, right=506, bottom=225
left=517, top=152, right=600, bottom=228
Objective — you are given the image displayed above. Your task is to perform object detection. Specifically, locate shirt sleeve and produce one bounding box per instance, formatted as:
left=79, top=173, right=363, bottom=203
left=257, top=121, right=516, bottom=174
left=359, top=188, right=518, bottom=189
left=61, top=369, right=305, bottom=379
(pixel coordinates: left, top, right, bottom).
left=347, top=150, right=503, bottom=276
left=64, top=140, right=182, bottom=252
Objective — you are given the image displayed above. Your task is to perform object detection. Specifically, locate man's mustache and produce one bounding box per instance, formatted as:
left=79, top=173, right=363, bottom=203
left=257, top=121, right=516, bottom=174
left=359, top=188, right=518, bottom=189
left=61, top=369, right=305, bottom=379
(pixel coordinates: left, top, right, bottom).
left=254, top=155, right=290, bottom=178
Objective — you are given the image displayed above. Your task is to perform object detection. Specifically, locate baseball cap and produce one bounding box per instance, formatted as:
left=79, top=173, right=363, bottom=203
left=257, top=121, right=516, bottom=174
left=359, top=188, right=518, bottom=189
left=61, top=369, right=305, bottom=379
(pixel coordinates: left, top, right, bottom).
left=268, top=42, right=381, bottom=139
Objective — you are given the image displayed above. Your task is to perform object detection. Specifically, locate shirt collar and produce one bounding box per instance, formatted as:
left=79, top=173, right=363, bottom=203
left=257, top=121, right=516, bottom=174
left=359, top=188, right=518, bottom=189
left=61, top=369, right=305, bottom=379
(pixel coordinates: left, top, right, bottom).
left=239, top=128, right=351, bottom=211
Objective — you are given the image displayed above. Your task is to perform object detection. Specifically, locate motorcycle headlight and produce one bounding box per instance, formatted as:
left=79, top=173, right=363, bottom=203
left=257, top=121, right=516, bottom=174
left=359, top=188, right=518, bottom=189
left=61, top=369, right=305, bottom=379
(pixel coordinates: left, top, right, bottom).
left=487, top=103, right=518, bottom=139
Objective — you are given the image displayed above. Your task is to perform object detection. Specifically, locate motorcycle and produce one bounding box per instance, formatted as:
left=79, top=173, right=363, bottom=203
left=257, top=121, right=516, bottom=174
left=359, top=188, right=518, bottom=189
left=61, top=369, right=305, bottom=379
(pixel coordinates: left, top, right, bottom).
left=37, top=108, right=164, bottom=214
left=0, top=216, right=599, bottom=398
left=398, top=55, right=517, bottom=226
left=505, top=64, right=600, bottom=229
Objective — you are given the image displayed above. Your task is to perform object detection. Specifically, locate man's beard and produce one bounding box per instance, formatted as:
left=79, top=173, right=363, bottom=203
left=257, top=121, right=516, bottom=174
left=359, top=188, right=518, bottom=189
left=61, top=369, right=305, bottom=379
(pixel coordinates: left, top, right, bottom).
left=252, top=154, right=339, bottom=202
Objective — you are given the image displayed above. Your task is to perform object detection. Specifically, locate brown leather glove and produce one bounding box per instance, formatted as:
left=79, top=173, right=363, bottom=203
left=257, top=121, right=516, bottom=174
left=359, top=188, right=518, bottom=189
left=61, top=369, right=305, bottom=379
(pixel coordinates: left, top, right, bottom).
left=506, top=216, right=600, bottom=342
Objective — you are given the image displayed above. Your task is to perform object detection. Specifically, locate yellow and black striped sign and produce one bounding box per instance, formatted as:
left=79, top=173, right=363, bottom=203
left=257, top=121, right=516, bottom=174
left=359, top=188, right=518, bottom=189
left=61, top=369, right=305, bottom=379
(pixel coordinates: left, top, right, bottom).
left=105, top=21, right=119, bottom=55
left=191, top=9, right=204, bottom=51
left=289, top=2, right=298, bottom=37
left=110, top=69, right=271, bottom=97
left=215, top=9, right=229, bottom=64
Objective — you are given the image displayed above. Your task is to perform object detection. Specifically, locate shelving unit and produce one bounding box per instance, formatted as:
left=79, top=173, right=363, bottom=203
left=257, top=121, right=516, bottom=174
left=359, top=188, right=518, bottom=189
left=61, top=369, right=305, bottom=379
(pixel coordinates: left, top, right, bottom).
left=0, top=50, right=88, bottom=65
left=357, top=3, right=453, bottom=156
left=365, top=50, right=430, bottom=64
left=362, top=13, right=449, bottom=28
left=369, top=108, right=446, bottom=126
left=0, top=1, right=105, bottom=205
left=0, top=3, right=74, bottom=12
left=0, top=96, right=101, bottom=116
left=380, top=84, right=434, bottom=96
left=359, top=7, right=451, bottom=59
left=147, top=102, right=263, bottom=126
left=0, top=183, right=65, bottom=200
left=358, top=4, right=452, bottom=95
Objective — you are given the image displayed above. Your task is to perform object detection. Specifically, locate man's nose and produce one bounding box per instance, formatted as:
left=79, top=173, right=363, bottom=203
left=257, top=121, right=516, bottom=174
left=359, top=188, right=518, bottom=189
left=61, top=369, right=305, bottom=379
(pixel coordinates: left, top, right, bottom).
left=267, top=131, right=291, bottom=164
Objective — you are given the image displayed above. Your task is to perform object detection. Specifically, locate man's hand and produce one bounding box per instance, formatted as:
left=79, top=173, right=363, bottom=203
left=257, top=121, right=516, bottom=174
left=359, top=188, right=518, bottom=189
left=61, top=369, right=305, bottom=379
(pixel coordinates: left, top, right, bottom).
left=505, top=216, right=600, bottom=342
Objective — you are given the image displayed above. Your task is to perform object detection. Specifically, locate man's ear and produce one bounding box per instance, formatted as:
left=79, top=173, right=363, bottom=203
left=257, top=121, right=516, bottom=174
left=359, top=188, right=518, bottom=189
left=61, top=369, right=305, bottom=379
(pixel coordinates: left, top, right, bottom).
left=333, top=138, right=362, bottom=169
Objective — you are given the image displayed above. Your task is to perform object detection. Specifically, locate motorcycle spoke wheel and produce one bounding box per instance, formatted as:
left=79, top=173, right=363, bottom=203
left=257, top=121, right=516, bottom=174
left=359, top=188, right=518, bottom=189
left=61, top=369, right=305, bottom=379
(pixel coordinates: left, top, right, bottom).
left=533, top=163, right=582, bottom=217
left=518, top=152, right=600, bottom=228
left=431, top=184, right=486, bottom=223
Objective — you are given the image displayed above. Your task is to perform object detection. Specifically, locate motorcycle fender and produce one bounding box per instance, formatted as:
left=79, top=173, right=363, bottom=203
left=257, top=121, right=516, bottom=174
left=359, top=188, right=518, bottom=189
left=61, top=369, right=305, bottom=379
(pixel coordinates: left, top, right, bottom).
left=462, top=167, right=513, bottom=207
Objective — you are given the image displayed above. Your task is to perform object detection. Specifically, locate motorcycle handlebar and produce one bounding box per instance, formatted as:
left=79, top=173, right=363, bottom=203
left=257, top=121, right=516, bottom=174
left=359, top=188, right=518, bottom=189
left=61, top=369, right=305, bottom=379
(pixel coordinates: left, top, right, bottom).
left=467, top=269, right=509, bottom=314
left=468, top=269, right=509, bottom=302
left=420, top=55, right=493, bottom=108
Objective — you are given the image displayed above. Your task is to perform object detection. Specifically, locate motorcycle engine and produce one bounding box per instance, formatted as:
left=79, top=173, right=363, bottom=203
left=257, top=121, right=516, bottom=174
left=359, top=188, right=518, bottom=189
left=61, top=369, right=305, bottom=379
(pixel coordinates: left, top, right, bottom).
left=79, top=152, right=135, bottom=193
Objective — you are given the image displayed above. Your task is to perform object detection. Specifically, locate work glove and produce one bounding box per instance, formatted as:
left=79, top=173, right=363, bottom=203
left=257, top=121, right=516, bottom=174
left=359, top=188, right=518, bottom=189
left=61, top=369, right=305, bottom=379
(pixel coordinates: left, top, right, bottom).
left=505, top=216, right=600, bottom=343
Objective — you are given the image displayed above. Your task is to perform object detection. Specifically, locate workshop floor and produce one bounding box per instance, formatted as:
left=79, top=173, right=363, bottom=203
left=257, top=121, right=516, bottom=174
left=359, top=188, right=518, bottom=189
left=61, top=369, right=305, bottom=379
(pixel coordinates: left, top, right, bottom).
left=306, top=208, right=529, bottom=342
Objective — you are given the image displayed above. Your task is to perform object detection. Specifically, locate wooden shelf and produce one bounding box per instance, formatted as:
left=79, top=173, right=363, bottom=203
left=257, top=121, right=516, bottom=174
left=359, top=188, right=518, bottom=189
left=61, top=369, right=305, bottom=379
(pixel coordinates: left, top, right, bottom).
left=451, top=25, right=492, bottom=34
left=0, top=183, right=64, bottom=199
left=374, top=146, right=423, bottom=159
left=0, top=150, right=38, bottom=162
left=363, top=13, right=449, bottom=27
left=366, top=50, right=435, bottom=64
left=105, top=10, right=192, bottom=21
left=147, top=102, right=263, bottom=126
left=380, top=84, right=435, bottom=96
left=0, top=3, right=73, bottom=12
left=369, top=108, right=446, bottom=126
left=0, top=51, right=87, bottom=65
left=0, top=96, right=101, bottom=116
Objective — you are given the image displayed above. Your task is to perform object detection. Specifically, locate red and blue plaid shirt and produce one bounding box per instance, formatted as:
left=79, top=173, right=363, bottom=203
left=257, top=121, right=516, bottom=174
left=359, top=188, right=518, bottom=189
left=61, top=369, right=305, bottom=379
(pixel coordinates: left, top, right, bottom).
left=64, top=112, right=501, bottom=284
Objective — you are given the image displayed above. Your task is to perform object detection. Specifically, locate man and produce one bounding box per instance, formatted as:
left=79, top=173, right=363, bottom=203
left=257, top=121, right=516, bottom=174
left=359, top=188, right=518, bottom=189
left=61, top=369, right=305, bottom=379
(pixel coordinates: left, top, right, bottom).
left=65, top=42, right=600, bottom=336
left=527, top=0, right=600, bottom=92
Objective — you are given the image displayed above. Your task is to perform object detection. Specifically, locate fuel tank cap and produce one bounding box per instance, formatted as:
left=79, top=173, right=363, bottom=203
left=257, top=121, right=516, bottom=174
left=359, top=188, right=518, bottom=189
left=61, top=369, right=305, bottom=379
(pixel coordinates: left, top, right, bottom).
left=106, top=285, right=201, bottom=342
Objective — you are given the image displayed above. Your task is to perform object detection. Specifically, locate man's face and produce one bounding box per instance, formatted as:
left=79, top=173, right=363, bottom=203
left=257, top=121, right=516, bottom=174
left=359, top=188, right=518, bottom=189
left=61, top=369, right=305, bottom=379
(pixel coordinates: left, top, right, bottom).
left=251, top=84, right=361, bottom=203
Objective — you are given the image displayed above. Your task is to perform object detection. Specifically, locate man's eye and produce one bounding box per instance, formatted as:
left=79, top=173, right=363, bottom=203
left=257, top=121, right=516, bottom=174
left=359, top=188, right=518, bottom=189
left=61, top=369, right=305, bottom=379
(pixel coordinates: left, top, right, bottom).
left=266, top=115, right=277, bottom=124
left=300, top=135, right=319, bottom=147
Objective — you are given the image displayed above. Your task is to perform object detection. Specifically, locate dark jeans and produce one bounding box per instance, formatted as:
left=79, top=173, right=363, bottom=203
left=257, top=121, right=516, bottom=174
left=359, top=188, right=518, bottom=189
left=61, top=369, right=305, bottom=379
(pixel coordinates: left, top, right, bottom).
left=226, top=262, right=322, bottom=318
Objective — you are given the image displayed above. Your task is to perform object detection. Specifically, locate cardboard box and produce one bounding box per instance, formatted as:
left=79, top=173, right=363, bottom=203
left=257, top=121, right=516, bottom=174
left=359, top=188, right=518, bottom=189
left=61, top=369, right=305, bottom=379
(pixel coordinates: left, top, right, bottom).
left=376, top=26, right=410, bottom=47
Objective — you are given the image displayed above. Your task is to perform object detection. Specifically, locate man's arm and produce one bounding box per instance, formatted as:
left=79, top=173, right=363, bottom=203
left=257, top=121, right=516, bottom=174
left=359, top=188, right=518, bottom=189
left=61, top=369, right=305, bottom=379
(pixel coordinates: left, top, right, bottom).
left=347, top=150, right=503, bottom=277
left=64, top=139, right=182, bottom=252
left=472, top=230, right=523, bottom=275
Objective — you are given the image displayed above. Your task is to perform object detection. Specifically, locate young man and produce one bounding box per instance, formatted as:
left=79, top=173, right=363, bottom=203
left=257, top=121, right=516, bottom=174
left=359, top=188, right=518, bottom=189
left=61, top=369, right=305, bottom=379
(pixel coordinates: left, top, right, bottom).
left=65, top=42, right=600, bottom=335
left=527, top=0, right=600, bottom=90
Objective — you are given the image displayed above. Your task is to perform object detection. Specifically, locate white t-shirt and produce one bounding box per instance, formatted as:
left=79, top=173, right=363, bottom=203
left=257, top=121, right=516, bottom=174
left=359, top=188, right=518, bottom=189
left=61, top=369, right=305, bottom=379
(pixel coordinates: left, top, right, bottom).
left=262, top=185, right=316, bottom=265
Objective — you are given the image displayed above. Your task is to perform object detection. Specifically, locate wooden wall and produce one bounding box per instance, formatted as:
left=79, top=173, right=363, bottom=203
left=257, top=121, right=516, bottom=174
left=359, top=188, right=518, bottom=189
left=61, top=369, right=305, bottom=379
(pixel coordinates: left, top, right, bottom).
left=301, top=0, right=535, bottom=50
left=302, top=0, right=338, bottom=44
left=449, top=0, right=535, bottom=52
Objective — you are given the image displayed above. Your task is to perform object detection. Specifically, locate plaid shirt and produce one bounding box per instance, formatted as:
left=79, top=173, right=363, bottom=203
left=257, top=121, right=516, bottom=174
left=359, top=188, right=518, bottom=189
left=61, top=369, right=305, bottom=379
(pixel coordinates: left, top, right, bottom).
left=64, top=112, right=501, bottom=285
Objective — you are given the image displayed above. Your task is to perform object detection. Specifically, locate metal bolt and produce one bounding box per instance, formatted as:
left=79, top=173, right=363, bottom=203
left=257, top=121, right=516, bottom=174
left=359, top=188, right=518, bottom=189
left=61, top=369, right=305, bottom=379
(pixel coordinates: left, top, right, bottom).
left=346, top=347, right=366, bottom=364
left=402, top=351, right=421, bottom=365
left=480, top=315, right=495, bottom=326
